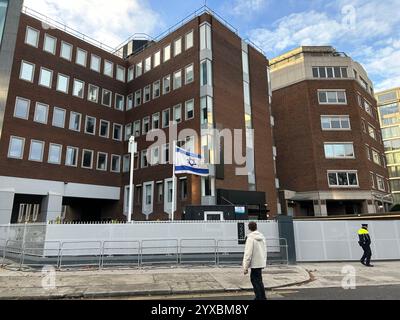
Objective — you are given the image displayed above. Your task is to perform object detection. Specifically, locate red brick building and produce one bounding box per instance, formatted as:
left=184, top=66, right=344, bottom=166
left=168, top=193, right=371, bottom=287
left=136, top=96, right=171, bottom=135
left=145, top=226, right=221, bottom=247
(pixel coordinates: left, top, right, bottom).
left=0, top=3, right=278, bottom=223
left=270, top=46, right=391, bottom=217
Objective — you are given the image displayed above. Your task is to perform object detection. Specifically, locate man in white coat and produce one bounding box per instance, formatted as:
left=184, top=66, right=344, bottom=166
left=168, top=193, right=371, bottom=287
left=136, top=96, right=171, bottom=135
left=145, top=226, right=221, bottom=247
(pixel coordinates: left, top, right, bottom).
left=242, top=221, right=267, bottom=300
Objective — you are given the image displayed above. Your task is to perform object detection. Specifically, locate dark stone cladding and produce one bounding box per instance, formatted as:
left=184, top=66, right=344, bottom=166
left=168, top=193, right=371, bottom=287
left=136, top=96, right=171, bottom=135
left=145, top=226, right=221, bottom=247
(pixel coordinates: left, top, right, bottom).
left=0, top=12, right=278, bottom=220
left=272, top=79, right=389, bottom=193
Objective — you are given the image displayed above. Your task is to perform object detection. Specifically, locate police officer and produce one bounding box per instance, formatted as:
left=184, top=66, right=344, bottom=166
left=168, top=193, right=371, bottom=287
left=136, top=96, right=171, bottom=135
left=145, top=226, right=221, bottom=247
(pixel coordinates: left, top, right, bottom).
left=358, top=224, right=373, bottom=267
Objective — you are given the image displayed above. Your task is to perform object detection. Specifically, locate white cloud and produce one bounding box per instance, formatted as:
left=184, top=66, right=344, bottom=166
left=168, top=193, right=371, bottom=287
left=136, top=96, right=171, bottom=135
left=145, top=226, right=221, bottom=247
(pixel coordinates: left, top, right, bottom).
left=23, top=0, right=163, bottom=48
left=230, top=0, right=268, bottom=17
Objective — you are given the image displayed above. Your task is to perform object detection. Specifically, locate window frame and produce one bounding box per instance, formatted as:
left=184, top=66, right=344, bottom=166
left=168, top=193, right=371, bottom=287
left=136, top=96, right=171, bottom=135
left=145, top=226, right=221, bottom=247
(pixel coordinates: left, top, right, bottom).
left=84, top=115, right=96, bottom=136
left=174, top=37, right=182, bottom=57
left=163, top=44, right=171, bottom=62
left=99, top=119, right=110, bottom=139
left=113, top=123, right=123, bottom=141
left=152, top=80, right=161, bottom=99
left=52, top=107, right=66, bottom=128
left=185, top=63, right=194, bottom=84
left=48, top=143, right=63, bottom=165
left=324, top=142, right=355, bottom=159
left=72, top=79, right=85, bottom=99
left=185, top=99, right=195, bottom=120
left=173, top=69, right=182, bottom=90
left=102, top=89, right=112, bottom=107
left=327, top=171, right=359, bottom=188
left=90, top=54, right=101, bottom=73
left=104, top=60, right=114, bottom=77
left=115, top=93, right=125, bottom=111
left=8, top=136, right=25, bottom=160
left=87, top=84, right=99, bottom=103
left=143, top=85, right=151, bottom=103
left=65, top=146, right=79, bottom=167
left=19, top=60, right=35, bottom=83
left=81, top=149, right=94, bottom=169
left=96, top=152, right=108, bottom=171
left=33, top=102, right=49, bottom=124
left=111, top=154, right=121, bottom=173
left=185, top=30, right=194, bottom=50
left=39, top=67, right=53, bottom=89
left=28, top=139, right=45, bottom=162
left=60, top=41, right=73, bottom=61
left=43, top=33, right=57, bottom=55
left=116, top=65, right=126, bottom=82
left=75, top=48, right=88, bottom=67
left=14, top=96, right=30, bottom=120
left=56, top=73, right=69, bottom=94
left=163, top=75, right=171, bottom=94
left=25, top=26, right=39, bottom=48
left=69, top=111, right=82, bottom=132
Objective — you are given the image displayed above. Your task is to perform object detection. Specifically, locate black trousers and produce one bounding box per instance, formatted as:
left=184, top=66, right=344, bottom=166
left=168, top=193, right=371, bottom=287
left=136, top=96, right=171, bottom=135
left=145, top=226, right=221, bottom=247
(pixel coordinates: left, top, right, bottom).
left=361, top=245, right=372, bottom=265
left=250, top=268, right=267, bottom=300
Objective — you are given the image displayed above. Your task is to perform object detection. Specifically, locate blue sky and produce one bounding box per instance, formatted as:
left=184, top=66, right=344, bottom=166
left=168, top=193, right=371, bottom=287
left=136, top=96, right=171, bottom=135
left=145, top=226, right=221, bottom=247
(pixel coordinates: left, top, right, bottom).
left=24, top=0, right=400, bottom=91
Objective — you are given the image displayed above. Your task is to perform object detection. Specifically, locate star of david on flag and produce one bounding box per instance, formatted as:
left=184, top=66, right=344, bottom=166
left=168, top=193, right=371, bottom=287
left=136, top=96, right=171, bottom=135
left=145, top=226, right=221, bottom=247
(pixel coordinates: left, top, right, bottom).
left=174, top=147, right=209, bottom=176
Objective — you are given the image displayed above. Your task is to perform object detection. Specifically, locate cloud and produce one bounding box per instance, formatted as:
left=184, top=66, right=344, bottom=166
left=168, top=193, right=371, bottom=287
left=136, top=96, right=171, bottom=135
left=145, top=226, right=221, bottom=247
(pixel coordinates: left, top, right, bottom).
left=23, top=0, right=163, bottom=48
left=230, top=0, right=268, bottom=17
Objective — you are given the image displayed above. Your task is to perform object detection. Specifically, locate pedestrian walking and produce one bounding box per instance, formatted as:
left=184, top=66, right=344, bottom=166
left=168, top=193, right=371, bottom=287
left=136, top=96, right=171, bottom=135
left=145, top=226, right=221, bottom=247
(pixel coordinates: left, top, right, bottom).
left=358, top=224, right=374, bottom=267
left=242, top=221, right=267, bottom=300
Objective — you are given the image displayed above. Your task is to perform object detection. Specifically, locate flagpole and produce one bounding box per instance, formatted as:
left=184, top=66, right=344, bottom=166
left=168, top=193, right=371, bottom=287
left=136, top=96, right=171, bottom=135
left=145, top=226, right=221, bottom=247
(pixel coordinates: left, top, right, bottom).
left=171, top=140, right=177, bottom=221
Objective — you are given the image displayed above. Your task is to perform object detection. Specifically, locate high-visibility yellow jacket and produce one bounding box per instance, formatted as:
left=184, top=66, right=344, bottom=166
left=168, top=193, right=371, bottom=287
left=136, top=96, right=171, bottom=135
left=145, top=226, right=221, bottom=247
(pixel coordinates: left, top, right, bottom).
left=358, top=228, right=371, bottom=246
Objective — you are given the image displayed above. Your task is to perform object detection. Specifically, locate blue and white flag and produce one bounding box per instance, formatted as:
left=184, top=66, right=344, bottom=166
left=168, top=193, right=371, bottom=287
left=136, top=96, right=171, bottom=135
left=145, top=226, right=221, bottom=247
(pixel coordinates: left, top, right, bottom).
left=175, top=147, right=209, bottom=176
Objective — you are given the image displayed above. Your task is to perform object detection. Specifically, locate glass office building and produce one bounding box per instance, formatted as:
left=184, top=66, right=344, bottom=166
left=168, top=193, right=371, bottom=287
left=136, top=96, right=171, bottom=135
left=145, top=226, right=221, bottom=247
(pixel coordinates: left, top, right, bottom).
left=0, top=0, right=8, bottom=45
left=377, top=88, right=400, bottom=204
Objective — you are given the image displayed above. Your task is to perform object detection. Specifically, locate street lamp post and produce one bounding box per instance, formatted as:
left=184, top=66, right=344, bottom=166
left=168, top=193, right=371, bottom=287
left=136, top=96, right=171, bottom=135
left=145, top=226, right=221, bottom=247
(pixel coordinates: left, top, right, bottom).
left=128, top=136, right=137, bottom=223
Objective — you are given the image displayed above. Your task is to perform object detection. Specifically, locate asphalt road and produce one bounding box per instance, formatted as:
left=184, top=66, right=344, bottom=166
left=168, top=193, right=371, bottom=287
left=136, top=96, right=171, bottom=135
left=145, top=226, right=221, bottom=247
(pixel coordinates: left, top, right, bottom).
left=122, top=285, right=400, bottom=300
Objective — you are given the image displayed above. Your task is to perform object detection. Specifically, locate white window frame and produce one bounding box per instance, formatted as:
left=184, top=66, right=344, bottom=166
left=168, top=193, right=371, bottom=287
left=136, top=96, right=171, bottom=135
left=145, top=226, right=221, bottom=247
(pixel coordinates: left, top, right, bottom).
left=135, top=61, right=142, bottom=78
left=174, top=37, right=182, bottom=57
left=163, top=44, right=171, bottom=62
left=318, top=90, right=347, bottom=105
left=116, top=65, right=126, bottom=82
left=99, top=119, right=110, bottom=138
left=8, top=136, right=25, bottom=160
left=102, top=89, right=112, bottom=107
left=134, top=89, right=142, bottom=107
left=144, top=56, right=151, bottom=73
left=19, top=60, right=35, bottom=83
left=163, top=75, right=171, bottom=94
left=321, top=115, right=351, bottom=131
left=133, top=120, right=141, bottom=137
left=113, top=123, right=123, bottom=141
left=82, top=149, right=94, bottom=169
left=14, top=97, right=30, bottom=120
left=152, top=112, right=160, bottom=130
left=376, top=175, right=386, bottom=191
left=84, top=115, right=96, bottom=135
left=76, top=48, right=87, bottom=67
left=185, top=30, right=194, bottom=50
left=33, top=102, right=49, bottom=124
left=96, top=152, right=108, bottom=171
left=174, top=104, right=182, bottom=123
left=90, top=54, right=101, bottom=73
left=163, top=109, right=170, bottom=128
left=72, top=79, right=85, bottom=99
left=39, top=67, right=53, bottom=88
left=142, top=116, right=150, bottom=135
left=327, top=171, right=359, bottom=188
left=25, top=26, right=39, bottom=48
left=111, top=154, right=121, bottom=173
left=124, top=123, right=132, bottom=141
left=104, top=60, right=114, bottom=77
left=185, top=99, right=194, bottom=120
left=324, top=142, right=355, bottom=159
left=173, top=70, right=182, bottom=90
left=88, top=84, right=99, bottom=103
left=60, top=41, right=73, bottom=61
left=141, top=150, right=148, bottom=168
left=127, top=94, right=133, bottom=110
left=69, top=112, right=82, bottom=132
left=153, top=80, right=161, bottom=99
left=43, top=33, right=57, bottom=55
left=200, top=22, right=212, bottom=50
left=185, top=63, right=194, bottom=84
left=65, top=146, right=79, bottom=167
left=153, top=51, right=161, bottom=68
left=28, top=140, right=45, bottom=162
left=56, top=73, right=69, bottom=94
left=128, top=66, right=134, bottom=82
left=52, top=107, right=66, bottom=128
left=144, top=85, right=151, bottom=103
left=48, top=143, right=62, bottom=165
left=115, top=94, right=125, bottom=111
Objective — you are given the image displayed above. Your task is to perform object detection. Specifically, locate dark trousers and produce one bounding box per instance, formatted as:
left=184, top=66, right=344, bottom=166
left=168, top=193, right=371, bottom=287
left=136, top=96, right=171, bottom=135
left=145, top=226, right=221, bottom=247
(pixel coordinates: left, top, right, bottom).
left=250, top=268, right=267, bottom=300
left=361, top=245, right=372, bottom=265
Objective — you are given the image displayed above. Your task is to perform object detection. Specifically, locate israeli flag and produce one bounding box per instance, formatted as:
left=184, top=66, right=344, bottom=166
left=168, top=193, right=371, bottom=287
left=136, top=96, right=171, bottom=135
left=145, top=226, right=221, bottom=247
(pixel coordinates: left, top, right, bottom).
left=175, top=147, right=209, bottom=176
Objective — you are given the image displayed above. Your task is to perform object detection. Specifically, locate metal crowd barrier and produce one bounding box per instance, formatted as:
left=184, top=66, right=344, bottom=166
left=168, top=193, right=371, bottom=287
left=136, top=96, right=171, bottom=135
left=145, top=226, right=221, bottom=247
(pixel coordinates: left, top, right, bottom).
left=1, top=237, right=289, bottom=270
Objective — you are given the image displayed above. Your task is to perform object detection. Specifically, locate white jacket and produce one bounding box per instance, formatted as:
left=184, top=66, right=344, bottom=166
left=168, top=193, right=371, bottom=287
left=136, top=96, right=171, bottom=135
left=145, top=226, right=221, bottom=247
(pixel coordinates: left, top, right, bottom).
left=242, top=231, right=267, bottom=270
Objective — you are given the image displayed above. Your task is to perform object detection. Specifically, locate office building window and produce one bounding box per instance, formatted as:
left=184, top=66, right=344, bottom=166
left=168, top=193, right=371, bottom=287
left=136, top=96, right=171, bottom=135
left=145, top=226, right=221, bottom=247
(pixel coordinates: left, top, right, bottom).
left=153, top=80, right=161, bottom=99
left=185, top=99, right=194, bottom=120
left=90, top=54, right=101, bottom=72
left=201, top=96, right=213, bottom=125
left=202, top=176, right=215, bottom=197
left=154, top=51, right=161, bottom=68
left=164, top=44, right=171, bottom=62
left=185, top=64, right=194, bottom=84
left=128, top=66, right=134, bottom=82
left=144, top=85, right=151, bottom=103
left=14, top=97, right=30, bottom=120
left=157, top=182, right=163, bottom=203
left=163, top=75, right=171, bottom=95
left=186, top=30, right=194, bottom=50
left=173, top=104, right=182, bottom=123
left=328, top=171, right=359, bottom=187
left=115, top=94, right=124, bottom=111
left=20, top=61, right=35, bottom=82
left=376, top=176, right=386, bottom=191
left=123, top=154, right=130, bottom=173
left=151, top=147, right=159, bottom=166
left=73, top=79, right=85, bottom=98
left=116, top=65, right=125, bottom=82
left=141, top=150, right=148, bottom=168
left=180, top=178, right=188, bottom=200
left=99, top=120, right=110, bottom=138
left=200, top=23, right=212, bottom=50
left=65, top=147, right=78, bottom=167
left=174, top=38, right=182, bottom=56
left=43, top=34, right=57, bottom=55
left=52, top=107, right=66, bottom=128
left=85, top=116, right=96, bottom=135
left=29, top=140, right=44, bottom=162
left=104, top=60, right=113, bottom=77
left=25, top=26, right=39, bottom=47
left=111, top=155, right=121, bottom=173
left=372, top=149, right=381, bottom=165
left=48, top=143, right=62, bottom=164
left=144, top=183, right=153, bottom=205
left=200, top=59, right=212, bottom=86
left=142, top=116, right=150, bottom=135
left=127, top=94, right=133, bottom=110
left=69, top=112, right=81, bottom=132
left=134, top=90, right=142, bottom=107
left=60, top=41, right=72, bottom=61
left=321, top=116, right=351, bottom=130
left=56, top=73, right=69, bottom=93
left=318, top=90, right=347, bottom=104
left=144, top=56, right=151, bottom=73
left=368, top=125, right=376, bottom=140
left=39, top=67, right=53, bottom=88
left=135, top=61, right=142, bottom=77
left=124, top=123, right=132, bottom=141
left=97, top=152, right=108, bottom=171
left=88, top=84, right=99, bottom=103
left=152, top=113, right=160, bottom=129
left=173, top=70, right=182, bottom=89
left=324, top=143, right=355, bottom=159
left=102, top=89, right=112, bottom=107
left=366, top=145, right=371, bottom=160
left=133, top=120, right=141, bottom=137
left=82, top=149, right=94, bottom=169
left=34, top=102, right=49, bottom=124
left=113, top=124, right=123, bottom=141
left=76, top=48, right=87, bottom=67
left=312, top=66, right=348, bottom=79
left=8, top=136, right=25, bottom=159
left=162, top=144, right=170, bottom=164
left=163, top=109, right=170, bottom=128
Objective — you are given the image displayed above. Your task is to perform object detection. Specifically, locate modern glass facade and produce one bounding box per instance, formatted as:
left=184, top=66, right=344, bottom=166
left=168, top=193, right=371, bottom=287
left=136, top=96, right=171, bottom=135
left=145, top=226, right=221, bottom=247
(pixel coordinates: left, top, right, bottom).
left=377, top=88, right=400, bottom=203
left=0, top=0, right=8, bottom=46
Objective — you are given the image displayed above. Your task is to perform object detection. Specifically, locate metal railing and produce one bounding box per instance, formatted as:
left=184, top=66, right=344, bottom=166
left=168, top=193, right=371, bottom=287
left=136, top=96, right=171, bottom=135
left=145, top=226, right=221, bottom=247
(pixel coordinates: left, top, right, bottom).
left=1, top=237, right=288, bottom=270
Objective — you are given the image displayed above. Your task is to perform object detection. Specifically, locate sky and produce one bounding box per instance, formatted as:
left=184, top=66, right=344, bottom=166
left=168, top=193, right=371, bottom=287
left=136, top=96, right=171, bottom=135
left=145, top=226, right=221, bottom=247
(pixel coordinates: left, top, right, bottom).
left=23, top=0, right=400, bottom=92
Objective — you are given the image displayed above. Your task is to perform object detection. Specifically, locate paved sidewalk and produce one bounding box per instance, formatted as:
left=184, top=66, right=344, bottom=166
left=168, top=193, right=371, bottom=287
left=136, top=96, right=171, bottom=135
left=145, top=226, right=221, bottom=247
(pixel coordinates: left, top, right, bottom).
left=0, top=264, right=309, bottom=299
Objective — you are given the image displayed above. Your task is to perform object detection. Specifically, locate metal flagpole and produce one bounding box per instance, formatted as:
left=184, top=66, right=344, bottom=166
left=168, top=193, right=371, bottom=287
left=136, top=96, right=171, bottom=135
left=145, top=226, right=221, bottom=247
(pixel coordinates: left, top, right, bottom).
left=171, top=140, right=177, bottom=221
left=128, top=136, right=136, bottom=222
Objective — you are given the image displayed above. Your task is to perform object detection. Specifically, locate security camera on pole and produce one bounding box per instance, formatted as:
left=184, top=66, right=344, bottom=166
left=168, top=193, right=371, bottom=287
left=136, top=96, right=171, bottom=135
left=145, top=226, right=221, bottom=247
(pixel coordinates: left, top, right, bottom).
left=128, top=136, right=137, bottom=223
